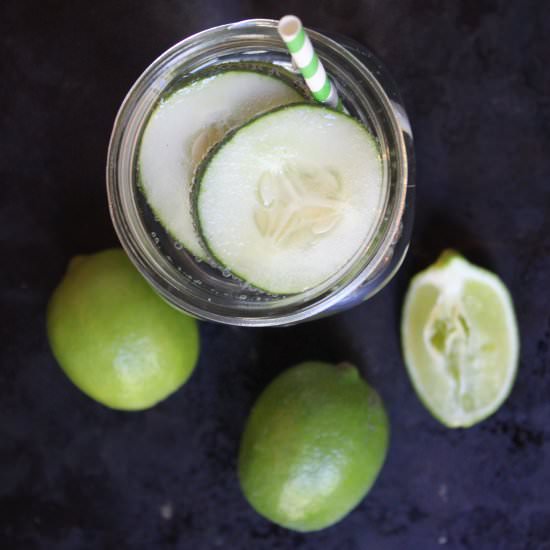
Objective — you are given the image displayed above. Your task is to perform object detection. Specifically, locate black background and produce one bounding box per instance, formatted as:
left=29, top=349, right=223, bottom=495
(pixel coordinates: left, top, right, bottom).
left=2, top=1, right=549, bottom=549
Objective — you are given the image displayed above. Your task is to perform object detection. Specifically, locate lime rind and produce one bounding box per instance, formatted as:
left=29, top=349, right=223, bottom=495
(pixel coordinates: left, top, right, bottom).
left=401, top=251, right=519, bottom=428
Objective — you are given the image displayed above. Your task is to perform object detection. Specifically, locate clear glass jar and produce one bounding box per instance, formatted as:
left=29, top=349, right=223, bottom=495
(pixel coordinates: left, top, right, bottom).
left=106, top=19, right=414, bottom=327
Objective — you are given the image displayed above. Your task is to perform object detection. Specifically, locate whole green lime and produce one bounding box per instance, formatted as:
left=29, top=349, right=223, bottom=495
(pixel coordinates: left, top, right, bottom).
left=238, top=361, right=389, bottom=532
left=47, top=248, right=199, bottom=410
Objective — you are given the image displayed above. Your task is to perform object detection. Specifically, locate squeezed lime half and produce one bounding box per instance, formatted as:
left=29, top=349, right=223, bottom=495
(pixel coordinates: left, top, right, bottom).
left=401, top=250, right=519, bottom=428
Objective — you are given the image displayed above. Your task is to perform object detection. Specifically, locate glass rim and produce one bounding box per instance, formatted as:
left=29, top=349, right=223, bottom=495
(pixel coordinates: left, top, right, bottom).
left=106, top=18, right=412, bottom=327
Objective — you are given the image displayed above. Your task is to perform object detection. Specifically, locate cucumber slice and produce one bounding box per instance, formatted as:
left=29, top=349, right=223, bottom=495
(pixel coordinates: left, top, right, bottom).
left=195, top=104, right=384, bottom=294
left=138, top=68, right=304, bottom=259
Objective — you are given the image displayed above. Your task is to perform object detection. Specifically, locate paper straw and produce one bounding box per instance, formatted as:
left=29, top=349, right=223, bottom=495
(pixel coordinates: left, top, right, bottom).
left=278, top=15, right=342, bottom=110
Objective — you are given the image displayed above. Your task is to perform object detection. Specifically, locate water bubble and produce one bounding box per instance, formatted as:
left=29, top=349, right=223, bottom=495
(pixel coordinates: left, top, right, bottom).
left=174, top=241, right=183, bottom=250
left=239, top=295, right=248, bottom=301
left=222, top=268, right=232, bottom=278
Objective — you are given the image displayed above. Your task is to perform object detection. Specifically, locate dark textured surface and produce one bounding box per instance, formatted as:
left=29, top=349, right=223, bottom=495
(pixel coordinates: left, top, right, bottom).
left=1, top=1, right=549, bottom=548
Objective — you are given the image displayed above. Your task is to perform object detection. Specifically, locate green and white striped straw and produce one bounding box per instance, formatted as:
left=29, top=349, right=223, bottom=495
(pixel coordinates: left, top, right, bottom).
left=278, top=15, right=341, bottom=110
